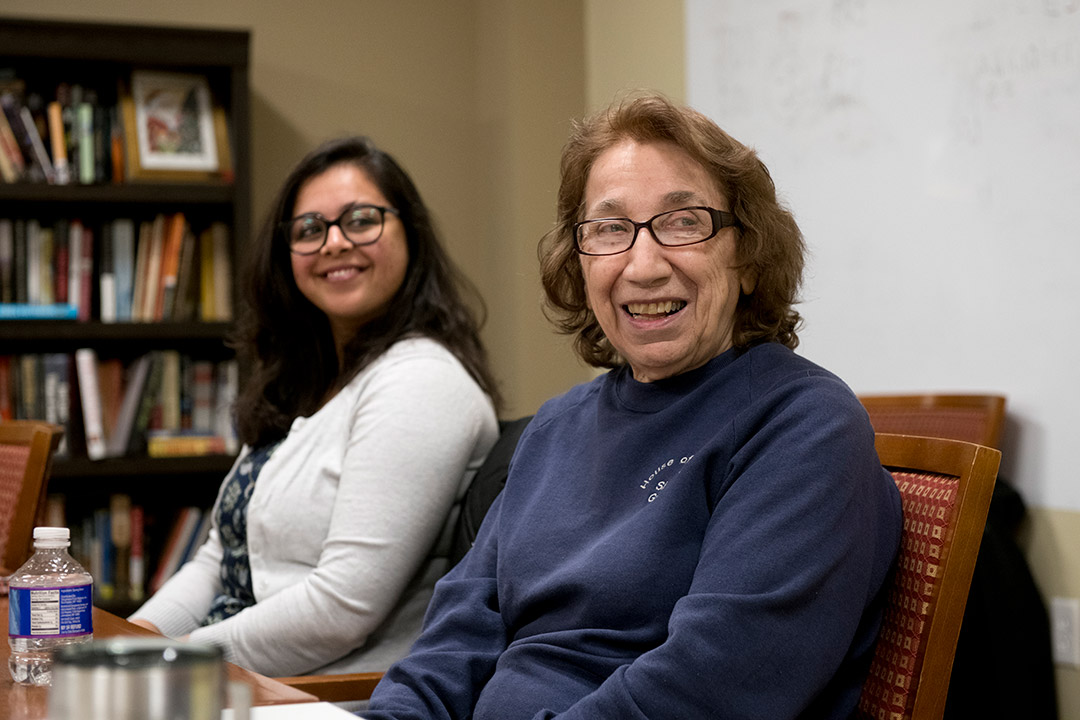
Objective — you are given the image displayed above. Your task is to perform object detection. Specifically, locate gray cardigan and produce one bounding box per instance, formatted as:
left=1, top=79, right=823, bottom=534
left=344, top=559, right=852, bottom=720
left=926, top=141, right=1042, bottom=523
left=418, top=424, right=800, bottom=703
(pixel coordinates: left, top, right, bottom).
left=130, top=337, right=498, bottom=676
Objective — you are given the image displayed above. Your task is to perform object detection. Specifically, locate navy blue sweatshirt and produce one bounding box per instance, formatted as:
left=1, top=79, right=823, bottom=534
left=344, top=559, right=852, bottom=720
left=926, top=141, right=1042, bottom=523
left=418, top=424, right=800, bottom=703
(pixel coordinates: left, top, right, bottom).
left=365, top=343, right=902, bottom=719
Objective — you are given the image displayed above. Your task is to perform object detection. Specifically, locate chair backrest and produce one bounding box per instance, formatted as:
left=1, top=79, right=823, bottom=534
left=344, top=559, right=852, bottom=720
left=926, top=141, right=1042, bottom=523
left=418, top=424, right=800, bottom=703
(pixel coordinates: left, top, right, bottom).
left=857, top=433, right=1000, bottom=720
left=858, top=394, right=1006, bottom=449
left=0, top=420, right=64, bottom=574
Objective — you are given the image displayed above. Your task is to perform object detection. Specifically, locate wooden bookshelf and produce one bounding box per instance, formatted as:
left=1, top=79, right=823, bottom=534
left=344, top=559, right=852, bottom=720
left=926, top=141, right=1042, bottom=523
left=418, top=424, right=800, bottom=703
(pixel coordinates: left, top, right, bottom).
left=0, top=16, right=250, bottom=611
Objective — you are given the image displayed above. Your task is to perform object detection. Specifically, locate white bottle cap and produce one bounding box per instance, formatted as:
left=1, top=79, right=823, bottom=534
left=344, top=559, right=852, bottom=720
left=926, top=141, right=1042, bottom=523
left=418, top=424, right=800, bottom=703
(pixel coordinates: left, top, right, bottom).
left=33, top=526, right=70, bottom=542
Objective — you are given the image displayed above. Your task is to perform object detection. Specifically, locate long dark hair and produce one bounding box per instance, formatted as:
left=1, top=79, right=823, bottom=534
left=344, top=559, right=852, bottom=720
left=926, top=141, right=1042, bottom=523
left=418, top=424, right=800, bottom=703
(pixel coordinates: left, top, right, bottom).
left=539, top=94, right=805, bottom=368
left=232, top=136, right=500, bottom=447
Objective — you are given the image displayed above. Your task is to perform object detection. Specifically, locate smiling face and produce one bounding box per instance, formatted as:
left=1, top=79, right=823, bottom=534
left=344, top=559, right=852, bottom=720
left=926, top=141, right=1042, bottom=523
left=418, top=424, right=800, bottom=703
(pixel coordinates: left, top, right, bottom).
left=290, top=162, right=409, bottom=356
left=580, top=139, right=751, bottom=383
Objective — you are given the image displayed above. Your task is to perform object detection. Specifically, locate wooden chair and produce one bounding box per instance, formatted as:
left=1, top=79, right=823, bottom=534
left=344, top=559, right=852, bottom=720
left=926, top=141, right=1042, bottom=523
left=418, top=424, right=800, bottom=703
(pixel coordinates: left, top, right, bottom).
left=0, top=420, right=64, bottom=575
left=858, top=394, right=1006, bottom=449
left=857, top=433, right=1000, bottom=720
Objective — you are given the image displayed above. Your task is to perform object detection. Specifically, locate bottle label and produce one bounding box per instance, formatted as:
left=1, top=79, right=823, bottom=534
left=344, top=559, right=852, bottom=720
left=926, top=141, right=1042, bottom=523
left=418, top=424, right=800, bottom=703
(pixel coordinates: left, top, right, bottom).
left=7, top=584, right=93, bottom=638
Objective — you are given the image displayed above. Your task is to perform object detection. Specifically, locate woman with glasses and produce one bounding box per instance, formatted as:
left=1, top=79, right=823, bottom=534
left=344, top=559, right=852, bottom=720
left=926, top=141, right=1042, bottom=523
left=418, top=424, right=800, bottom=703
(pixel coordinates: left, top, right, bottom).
left=366, top=95, right=902, bottom=719
left=129, top=136, right=500, bottom=678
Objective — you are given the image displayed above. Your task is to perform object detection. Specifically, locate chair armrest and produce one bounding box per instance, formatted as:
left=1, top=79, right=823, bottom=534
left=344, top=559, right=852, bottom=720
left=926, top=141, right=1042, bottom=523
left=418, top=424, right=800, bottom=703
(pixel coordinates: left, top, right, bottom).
left=273, top=671, right=384, bottom=703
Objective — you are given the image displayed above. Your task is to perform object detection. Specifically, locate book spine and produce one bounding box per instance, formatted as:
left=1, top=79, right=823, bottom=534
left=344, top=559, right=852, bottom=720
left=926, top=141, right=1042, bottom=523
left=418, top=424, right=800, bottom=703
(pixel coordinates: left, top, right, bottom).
left=129, top=504, right=145, bottom=602
left=47, top=101, right=70, bottom=185
left=77, top=102, right=94, bottom=185
left=75, top=347, right=107, bottom=460
left=99, top=220, right=116, bottom=323
left=0, top=219, right=12, bottom=303
left=19, top=105, right=55, bottom=184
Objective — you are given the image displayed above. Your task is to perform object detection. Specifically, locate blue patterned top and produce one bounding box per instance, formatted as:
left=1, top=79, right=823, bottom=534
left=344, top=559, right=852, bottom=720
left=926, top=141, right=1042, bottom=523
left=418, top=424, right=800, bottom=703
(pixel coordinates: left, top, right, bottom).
left=202, top=442, right=280, bottom=626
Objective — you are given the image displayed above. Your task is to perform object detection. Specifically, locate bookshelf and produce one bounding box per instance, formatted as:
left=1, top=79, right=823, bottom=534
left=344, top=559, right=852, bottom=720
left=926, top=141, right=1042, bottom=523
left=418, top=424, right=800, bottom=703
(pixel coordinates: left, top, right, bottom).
left=0, top=17, right=250, bottom=612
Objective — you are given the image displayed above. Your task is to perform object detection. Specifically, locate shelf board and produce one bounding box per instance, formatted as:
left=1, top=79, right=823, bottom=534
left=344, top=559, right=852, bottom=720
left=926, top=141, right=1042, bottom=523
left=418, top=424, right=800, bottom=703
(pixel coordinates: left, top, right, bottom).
left=0, top=182, right=234, bottom=205
left=52, top=453, right=238, bottom=479
left=0, top=321, right=232, bottom=342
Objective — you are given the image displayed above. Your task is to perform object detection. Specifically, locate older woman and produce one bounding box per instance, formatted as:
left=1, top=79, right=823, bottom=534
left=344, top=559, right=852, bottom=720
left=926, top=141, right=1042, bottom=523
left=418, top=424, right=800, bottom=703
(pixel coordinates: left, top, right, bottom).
left=365, top=95, right=902, bottom=719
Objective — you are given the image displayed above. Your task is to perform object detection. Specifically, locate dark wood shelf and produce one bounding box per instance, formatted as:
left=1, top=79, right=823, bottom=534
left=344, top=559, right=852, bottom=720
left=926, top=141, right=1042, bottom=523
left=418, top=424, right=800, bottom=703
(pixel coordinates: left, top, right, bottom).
left=52, top=453, right=238, bottom=480
left=1, top=17, right=252, bottom=591
left=0, top=182, right=235, bottom=205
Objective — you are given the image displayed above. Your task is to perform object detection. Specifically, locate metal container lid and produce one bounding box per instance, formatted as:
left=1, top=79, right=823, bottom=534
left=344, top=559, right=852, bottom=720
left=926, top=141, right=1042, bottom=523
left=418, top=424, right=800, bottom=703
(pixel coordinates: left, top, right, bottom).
left=54, top=638, right=223, bottom=670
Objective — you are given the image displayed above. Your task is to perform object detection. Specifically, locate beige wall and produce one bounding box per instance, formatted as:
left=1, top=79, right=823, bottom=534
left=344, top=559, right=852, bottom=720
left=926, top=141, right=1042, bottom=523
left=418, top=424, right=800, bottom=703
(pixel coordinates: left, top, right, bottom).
left=2, top=0, right=591, bottom=417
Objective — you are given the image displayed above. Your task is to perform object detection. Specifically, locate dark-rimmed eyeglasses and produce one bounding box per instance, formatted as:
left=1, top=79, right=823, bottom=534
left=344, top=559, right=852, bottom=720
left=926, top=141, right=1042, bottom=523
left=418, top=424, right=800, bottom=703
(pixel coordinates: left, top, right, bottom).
left=283, top=204, right=401, bottom=255
left=573, top=206, right=737, bottom=256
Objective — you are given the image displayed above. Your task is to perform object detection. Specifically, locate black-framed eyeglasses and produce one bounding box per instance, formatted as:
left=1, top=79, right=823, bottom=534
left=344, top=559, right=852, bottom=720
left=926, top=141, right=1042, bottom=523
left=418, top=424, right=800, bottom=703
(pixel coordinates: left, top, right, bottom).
left=573, top=206, right=737, bottom=256
left=283, top=204, right=401, bottom=255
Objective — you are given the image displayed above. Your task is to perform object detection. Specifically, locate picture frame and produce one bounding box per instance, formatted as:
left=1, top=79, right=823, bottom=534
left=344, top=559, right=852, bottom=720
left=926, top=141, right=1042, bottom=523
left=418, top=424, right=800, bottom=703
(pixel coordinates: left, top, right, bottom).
left=120, top=71, right=232, bottom=182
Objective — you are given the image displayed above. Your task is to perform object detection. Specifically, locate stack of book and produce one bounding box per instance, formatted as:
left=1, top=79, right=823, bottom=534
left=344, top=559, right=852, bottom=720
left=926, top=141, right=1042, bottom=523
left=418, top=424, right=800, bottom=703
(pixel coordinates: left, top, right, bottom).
left=0, top=350, right=239, bottom=460
left=0, top=214, right=233, bottom=323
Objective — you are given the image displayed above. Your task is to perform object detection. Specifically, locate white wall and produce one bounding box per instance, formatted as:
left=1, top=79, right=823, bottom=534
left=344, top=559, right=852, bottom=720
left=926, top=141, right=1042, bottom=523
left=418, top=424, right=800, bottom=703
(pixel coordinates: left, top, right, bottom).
left=686, top=0, right=1080, bottom=513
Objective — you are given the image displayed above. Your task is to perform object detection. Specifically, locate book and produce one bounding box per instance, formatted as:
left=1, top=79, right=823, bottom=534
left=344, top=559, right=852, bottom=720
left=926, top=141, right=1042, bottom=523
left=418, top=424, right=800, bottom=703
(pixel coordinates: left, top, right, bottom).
left=18, top=354, right=41, bottom=420
left=198, top=226, right=216, bottom=321
left=12, top=220, right=26, bottom=303
left=129, top=351, right=164, bottom=455
left=94, top=506, right=114, bottom=601
left=0, top=91, right=44, bottom=182
left=42, top=352, right=70, bottom=456
left=112, top=218, right=135, bottom=321
left=0, top=356, right=12, bottom=420
left=0, top=95, right=27, bottom=179
left=47, top=100, right=70, bottom=185
left=129, top=504, right=146, bottom=602
left=19, top=105, right=55, bottom=184
left=109, top=493, right=132, bottom=600
left=158, top=350, right=182, bottom=432
left=131, top=220, right=152, bottom=322
left=66, top=220, right=83, bottom=320
left=191, top=360, right=216, bottom=433
left=140, top=214, right=165, bottom=322
left=156, top=213, right=186, bottom=320
left=53, top=218, right=69, bottom=305
left=147, top=432, right=227, bottom=458
left=38, top=226, right=54, bottom=305
left=0, top=303, right=77, bottom=320
left=76, top=222, right=94, bottom=322
left=77, top=101, right=94, bottom=185
left=172, top=224, right=199, bottom=321
left=0, top=219, right=12, bottom=302
left=210, top=222, right=233, bottom=321
left=106, top=352, right=153, bottom=457
left=74, top=347, right=106, bottom=460
left=97, top=357, right=125, bottom=447
left=99, top=220, right=116, bottom=322
left=215, top=359, right=239, bottom=454
left=150, top=506, right=201, bottom=594
left=26, top=220, right=40, bottom=305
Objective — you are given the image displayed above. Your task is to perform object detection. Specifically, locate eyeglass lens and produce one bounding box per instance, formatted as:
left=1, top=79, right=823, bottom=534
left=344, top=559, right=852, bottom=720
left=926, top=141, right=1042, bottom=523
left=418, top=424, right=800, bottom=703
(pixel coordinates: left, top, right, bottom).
left=575, top=207, right=721, bottom=255
left=288, top=205, right=388, bottom=254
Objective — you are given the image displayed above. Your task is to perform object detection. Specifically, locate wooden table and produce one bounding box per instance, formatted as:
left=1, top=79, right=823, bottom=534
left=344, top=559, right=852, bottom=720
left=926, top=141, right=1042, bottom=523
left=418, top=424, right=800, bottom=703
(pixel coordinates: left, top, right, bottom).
left=1, top=597, right=317, bottom=719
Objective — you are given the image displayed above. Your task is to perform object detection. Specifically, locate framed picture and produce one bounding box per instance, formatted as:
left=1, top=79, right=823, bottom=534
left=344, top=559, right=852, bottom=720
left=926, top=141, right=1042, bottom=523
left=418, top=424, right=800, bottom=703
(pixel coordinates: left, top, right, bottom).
left=120, top=71, right=232, bottom=182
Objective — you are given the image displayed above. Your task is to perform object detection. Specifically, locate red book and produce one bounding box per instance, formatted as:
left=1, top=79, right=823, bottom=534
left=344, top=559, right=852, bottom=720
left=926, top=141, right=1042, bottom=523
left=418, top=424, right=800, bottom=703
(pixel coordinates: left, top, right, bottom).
left=78, top=224, right=93, bottom=322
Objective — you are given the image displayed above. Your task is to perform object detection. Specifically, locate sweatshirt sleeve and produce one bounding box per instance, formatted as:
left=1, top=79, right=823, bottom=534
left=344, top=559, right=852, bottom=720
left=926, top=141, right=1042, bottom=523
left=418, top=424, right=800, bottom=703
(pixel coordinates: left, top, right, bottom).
left=541, top=380, right=902, bottom=719
left=182, top=349, right=495, bottom=676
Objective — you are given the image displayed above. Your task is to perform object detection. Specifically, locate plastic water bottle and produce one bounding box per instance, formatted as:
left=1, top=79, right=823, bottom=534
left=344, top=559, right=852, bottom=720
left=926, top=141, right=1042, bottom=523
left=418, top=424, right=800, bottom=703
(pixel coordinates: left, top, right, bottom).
left=7, top=526, right=94, bottom=686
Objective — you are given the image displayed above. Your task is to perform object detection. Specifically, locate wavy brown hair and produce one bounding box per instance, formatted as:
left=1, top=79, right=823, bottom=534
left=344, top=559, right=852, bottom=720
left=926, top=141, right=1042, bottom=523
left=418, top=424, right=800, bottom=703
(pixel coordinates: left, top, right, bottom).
left=539, top=93, right=805, bottom=368
left=232, top=136, right=500, bottom=447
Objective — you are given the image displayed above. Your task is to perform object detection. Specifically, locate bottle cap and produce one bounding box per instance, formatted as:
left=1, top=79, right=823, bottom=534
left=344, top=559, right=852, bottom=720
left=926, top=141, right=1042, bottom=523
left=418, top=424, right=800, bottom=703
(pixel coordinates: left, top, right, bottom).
left=33, top=526, right=70, bottom=542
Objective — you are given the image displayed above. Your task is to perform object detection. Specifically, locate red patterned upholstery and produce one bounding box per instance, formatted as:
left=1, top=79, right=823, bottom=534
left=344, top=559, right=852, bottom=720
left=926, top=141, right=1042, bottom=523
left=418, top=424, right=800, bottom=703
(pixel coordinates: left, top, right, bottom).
left=859, top=470, right=959, bottom=720
left=857, top=433, right=999, bottom=720
left=0, top=421, right=63, bottom=574
left=0, top=444, right=33, bottom=565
